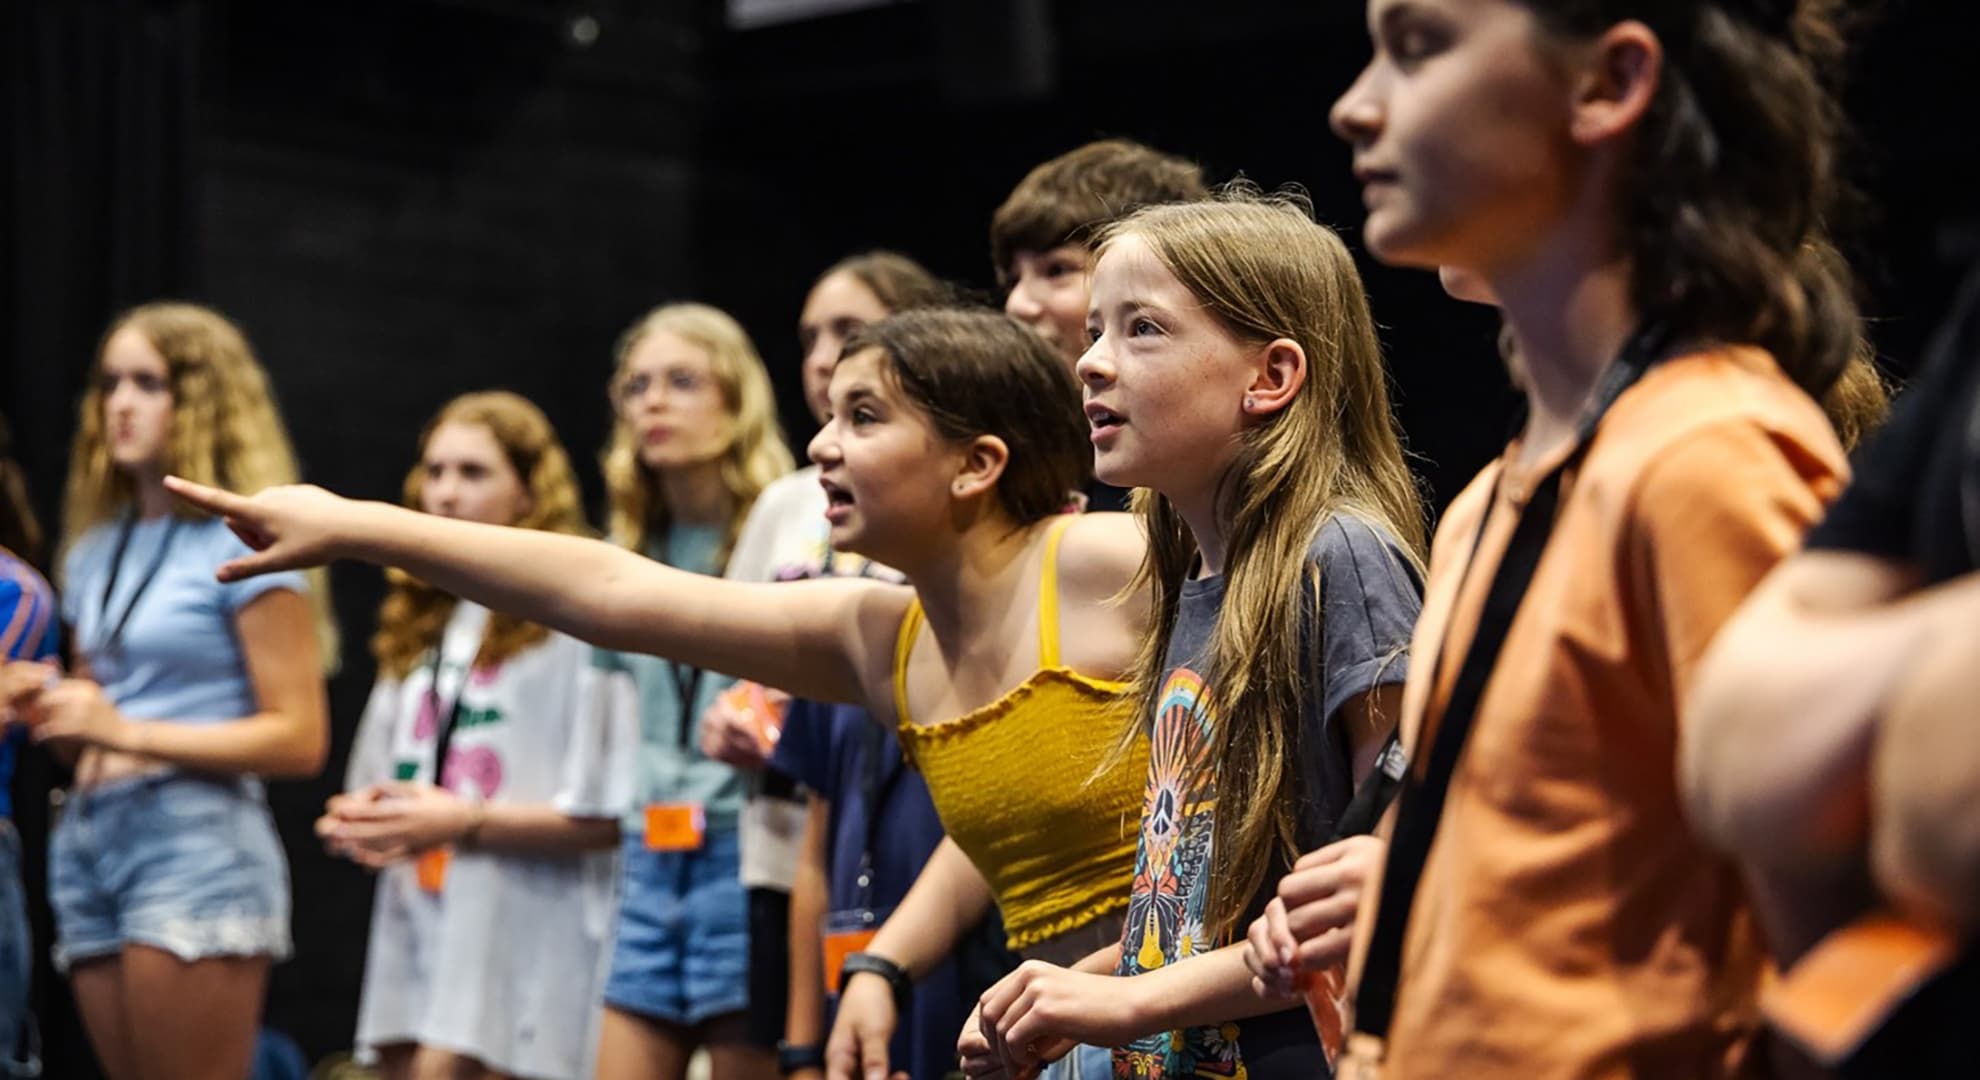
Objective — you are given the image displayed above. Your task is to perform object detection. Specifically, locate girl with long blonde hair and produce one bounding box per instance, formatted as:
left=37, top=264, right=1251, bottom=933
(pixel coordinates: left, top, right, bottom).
left=587, top=303, right=796, bottom=1080
left=961, top=191, right=1428, bottom=1080
left=10, top=302, right=333, bottom=1080
left=325, top=391, right=636, bottom=1080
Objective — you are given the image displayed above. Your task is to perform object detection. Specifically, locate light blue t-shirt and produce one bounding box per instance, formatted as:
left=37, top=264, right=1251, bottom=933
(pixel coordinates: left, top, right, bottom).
left=61, top=514, right=307, bottom=725
left=591, top=523, right=743, bottom=832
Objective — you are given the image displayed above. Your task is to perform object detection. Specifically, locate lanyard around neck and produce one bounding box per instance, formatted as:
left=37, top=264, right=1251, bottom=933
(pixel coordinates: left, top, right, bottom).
left=1352, top=320, right=1674, bottom=1043
left=92, top=509, right=183, bottom=662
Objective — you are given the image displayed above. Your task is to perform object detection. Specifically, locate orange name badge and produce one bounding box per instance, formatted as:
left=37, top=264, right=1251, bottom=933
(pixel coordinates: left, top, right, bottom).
left=643, top=802, right=707, bottom=852
left=821, top=925, right=879, bottom=996
left=416, top=847, right=451, bottom=894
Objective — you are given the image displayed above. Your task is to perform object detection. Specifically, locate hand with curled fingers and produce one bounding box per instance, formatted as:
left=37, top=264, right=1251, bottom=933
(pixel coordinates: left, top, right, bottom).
left=162, top=476, right=355, bottom=581
left=317, top=781, right=475, bottom=869
left=0, top=660, right=59, bottom=731
left=316, top=785, right=398, bottom=867
left=826, top=968, right=907, bottom=1080
left=26, top=677, right=141, bottom=753
left=697, top=682, right=786, bottom=769
left=968, top=960, right=1141, bottom=1079
left=1244, top=834, right=1385, bottom=999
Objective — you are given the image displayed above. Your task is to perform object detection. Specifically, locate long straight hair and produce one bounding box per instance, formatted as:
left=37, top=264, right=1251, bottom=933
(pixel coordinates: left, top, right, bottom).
left=1106, top=189, right=1428, bottom=939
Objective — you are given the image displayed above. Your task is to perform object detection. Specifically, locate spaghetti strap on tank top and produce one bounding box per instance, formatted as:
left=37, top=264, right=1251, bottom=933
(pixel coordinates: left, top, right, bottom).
left=892, top=515, right=1076, bottom=727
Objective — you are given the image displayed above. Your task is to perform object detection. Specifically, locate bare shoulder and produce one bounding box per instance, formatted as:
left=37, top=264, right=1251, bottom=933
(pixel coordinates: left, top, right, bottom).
left=838, top=577, right=917, bottom=725
left=1051, top=513, right=1151, bottom=680
left=1053, top=512, right=1147, bottom=603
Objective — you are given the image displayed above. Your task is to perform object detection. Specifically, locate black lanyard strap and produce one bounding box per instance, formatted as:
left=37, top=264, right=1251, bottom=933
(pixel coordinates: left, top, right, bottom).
left=1353, top=322, right=1671, bottom=1044
left=673, top=662, right=707, bottom=752
left=92, top=510, right=182, bottom=661
left=424, top=616, right=478, bottom=787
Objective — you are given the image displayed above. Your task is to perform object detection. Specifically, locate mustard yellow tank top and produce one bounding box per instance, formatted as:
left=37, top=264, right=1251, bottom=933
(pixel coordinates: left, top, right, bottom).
left=893, top=516, right=1148, bottom=951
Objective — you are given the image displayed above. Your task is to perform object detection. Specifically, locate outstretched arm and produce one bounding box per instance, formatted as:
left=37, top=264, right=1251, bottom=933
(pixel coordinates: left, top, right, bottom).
left=166, top=478, right=907, bottom=707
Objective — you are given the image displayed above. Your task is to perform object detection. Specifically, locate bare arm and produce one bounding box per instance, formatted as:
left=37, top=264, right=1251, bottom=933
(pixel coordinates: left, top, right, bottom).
left=472, top=805, right=619, bottom=852
left=864, top=836, right=994, bottom=976
left=1344, top=683, right=1403, bottom=788
left=969, top=942, right=1291, bottom=1077
left=1684, top=553, right=1980, bottom=958
left=322, top=782, right=619, bottom=864
left=786, top=795, right=831, bottom=1050
left=829, top=838, right=995, bottom=1080
left=35, top=589, right=328, bottom=778
left=1872, top=616, right=1980, bottom=931
left=165, top=479, right=908, bottom=709
left=1682, top=551, right=1926, bottom=867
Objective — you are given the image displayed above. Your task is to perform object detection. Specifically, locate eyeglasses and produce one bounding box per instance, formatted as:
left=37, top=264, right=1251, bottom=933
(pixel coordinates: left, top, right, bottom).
left=615, top=369, right=709, bottom=406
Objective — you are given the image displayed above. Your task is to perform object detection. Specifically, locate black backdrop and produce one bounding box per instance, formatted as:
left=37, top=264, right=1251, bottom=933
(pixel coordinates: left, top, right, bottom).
left=5, top=0, right=1975, bottom=1073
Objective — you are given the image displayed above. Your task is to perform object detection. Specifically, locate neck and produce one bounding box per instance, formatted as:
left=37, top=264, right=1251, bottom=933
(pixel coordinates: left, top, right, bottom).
left=130, top=467, right=173, bottom=520
left=1489, top=240, right=1640, bottom=466
left=899, top=512, right=1040, bottom=655
left=658, top=461, right=732, bottom=528
left=1168, top=483, right=1229, bottom=579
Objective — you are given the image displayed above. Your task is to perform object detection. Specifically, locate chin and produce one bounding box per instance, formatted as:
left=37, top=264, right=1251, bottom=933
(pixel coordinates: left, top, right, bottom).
left=639, top=447, right=698, bottom=473
left=1360, top=209, right=1444, bottom=270
left=110, top=448, right=160, bottom=473
left=1092, top=453, right=1144, bottom=491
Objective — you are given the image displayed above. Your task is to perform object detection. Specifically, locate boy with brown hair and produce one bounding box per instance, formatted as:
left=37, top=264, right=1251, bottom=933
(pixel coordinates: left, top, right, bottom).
left=991, top=138, right=1209, bottom=513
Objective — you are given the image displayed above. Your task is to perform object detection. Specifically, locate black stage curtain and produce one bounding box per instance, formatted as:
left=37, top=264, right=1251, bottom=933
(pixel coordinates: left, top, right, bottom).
left=4, top=2, right=204, bottom=1077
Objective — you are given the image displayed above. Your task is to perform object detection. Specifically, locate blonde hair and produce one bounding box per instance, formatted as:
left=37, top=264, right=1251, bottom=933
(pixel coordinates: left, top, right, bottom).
left=372, top=392, right=590, bottom=680
left=1103, top=189, right=1428, bottom=940
left=62, top=302, right=340, bottom=671
left=601, top=303, right=793, bottom=560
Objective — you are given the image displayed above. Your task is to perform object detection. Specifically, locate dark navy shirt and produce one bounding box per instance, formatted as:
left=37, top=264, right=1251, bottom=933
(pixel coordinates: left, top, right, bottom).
left=771, top=699, right=963, bottom=1080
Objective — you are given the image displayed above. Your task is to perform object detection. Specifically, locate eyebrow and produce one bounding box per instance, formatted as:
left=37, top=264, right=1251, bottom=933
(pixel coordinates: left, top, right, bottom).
left=1094, top=297, right=1177, bottom=322
left=1374, top=0, right=1422, bottom=37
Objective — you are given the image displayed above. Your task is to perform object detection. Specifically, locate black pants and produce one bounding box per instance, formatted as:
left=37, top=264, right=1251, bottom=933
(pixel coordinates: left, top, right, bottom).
left=745, top=886, right=792, bottom=1048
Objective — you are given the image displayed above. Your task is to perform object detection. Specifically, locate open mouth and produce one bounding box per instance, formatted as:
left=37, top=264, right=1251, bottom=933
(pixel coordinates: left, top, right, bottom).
left=1084, top=402, right=1126, bottom=437
left=819, top=475, right=856, bottom=520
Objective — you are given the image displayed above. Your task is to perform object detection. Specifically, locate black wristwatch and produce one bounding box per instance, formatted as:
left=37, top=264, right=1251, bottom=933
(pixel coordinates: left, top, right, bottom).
left=840, top=951, right=912, bottom=1014
left=776, top=1041, right=826, bottom=1075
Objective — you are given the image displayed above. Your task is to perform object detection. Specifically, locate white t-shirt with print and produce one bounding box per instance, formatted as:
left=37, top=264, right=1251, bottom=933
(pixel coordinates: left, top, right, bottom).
left=349, top=601, right=639, bottom=1079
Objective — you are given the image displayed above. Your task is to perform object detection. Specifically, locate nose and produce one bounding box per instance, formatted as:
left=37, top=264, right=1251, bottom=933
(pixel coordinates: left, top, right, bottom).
left=1074, top=337, right=1114, bottom=389
left=804, top=339, right=837, bottom=383
left=1005, top=277, right=1043, bottom=321
left=806, top=422, right=840, bottom=468
left=428, top=471, right=461, bottom=511
left=1330, top=64, right=1383, bottom=147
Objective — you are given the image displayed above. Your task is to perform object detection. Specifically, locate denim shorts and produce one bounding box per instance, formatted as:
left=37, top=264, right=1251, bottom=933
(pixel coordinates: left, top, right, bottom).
left=602, top=825, right=750, bottom=1026
left=48, top=772, right=291, bottom=971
